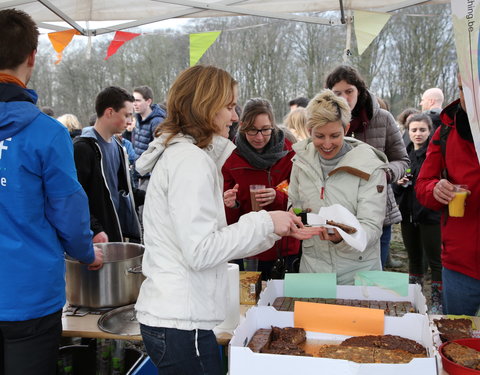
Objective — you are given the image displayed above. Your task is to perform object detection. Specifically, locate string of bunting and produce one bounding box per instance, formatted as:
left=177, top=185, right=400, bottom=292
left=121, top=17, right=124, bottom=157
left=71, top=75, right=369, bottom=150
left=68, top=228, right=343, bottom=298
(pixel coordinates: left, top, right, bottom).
left=45, top=10, right=395, bottom=65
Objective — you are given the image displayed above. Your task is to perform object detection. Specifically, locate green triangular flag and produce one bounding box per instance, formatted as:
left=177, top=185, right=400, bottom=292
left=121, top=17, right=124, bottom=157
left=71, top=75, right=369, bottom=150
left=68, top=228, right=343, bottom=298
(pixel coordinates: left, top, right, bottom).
left=354, top=10, right=391, bottom=55
left=189, top=31, right=221, bottom=66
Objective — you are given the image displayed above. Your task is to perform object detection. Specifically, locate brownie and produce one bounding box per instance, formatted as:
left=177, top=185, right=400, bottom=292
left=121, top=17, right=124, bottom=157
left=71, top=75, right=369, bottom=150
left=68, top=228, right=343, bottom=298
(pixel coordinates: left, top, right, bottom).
left=317, top=345, right=375, bottom=363
left=341, top=334, right=426, bottom=355
left=434, top=318, right=473, bottom=342
left=247, top=328, right=272, bottom=353
left=373, top=348, right=425, bottom=363
left=262, top=340, right=309, bottom=356
left=443, top=342, right=480, bottom=369
left=271, top=326, right=306, bottom=345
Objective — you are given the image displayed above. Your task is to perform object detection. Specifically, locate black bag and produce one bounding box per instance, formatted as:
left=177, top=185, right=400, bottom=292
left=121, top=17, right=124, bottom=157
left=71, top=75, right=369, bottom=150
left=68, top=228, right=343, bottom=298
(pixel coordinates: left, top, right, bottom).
left=269, top=240, right=301, bottom=279
left=118, top=190, right=141, bottom=240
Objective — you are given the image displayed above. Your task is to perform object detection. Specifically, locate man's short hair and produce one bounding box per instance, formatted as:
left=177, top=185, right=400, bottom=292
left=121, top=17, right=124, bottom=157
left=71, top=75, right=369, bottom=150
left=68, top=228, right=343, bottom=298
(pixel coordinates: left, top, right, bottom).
left=288, top=96, right=309, bottom=108
left=95, top=86, right=134, bottom=118
left=133, top=86, right=154, bottom=101
left=0, top=9, right=39, bottom=70
left=40, top=106, right=55, bottom=117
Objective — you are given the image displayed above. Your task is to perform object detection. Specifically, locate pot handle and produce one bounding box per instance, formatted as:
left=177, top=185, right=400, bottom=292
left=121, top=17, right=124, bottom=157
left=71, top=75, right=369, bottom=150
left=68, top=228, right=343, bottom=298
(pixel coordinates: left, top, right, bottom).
left=127, top=265, right=143, bottom=274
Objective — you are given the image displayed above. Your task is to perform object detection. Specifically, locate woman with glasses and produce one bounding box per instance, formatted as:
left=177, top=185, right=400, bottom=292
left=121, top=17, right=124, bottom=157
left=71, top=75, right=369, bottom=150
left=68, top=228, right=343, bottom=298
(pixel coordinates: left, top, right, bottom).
left=289, top=90, right=388, bottom=284
left=222, top=97, right=300, bottom=280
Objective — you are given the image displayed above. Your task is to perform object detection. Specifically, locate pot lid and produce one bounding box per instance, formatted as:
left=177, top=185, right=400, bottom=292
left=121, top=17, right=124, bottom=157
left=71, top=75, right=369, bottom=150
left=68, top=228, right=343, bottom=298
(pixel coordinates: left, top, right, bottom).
left=97, top=304, right=140, bottom=336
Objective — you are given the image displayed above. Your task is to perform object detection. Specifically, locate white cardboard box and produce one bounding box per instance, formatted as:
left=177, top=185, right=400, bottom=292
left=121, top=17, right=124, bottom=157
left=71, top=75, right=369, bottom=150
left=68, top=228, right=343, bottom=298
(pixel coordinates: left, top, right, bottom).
left=258, top=279, right=428, bottom=315
left=229, top=306, right=438, bottom=375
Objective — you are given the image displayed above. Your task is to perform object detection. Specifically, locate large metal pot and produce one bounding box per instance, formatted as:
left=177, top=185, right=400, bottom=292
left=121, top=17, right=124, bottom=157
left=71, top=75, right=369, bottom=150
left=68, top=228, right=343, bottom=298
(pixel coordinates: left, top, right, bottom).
left=66, top=242, right=144, bottom=308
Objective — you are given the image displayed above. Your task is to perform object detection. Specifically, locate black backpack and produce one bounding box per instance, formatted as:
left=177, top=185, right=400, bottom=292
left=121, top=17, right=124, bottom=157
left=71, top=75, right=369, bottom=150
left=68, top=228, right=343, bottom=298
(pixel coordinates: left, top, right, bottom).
left=432, top=123, right=451, bottom=179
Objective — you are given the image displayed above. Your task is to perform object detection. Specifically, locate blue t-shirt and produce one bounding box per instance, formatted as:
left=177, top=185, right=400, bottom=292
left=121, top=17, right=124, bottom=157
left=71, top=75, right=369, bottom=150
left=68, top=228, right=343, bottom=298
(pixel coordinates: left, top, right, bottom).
left=94, top=129, right=120, bottom=211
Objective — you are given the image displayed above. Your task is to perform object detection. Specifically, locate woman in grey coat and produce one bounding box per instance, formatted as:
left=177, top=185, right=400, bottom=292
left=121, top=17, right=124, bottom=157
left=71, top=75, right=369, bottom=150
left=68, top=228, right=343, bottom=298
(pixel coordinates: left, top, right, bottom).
left=289, top=90, right=388, bottom=284
left=325, top=65, right=409, bottom=269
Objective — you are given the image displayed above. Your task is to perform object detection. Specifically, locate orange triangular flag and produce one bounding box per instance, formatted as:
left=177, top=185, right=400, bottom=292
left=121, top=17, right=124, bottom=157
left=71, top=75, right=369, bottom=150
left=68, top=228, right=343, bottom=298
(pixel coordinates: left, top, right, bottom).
left=48, top=29, right=80, bottom=64
left=105, top=31, right=141, bottom=60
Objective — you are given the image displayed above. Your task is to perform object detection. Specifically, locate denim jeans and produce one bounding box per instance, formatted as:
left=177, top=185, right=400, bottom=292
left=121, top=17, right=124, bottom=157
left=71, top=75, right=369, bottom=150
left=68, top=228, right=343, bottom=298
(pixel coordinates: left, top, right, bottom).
left=140, top=324, right=223, bottom=375
left=442, top=267, right=480, bottom=315
left=0, top=309, right=62, bottom=375
left=380, top=225, right=392, bottom=269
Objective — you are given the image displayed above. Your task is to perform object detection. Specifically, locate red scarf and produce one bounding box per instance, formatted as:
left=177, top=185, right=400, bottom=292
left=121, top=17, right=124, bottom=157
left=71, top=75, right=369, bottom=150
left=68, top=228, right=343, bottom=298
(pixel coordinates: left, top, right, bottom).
left=0, top=73, right=26, bottom=88
left=347, top=106, right=369, bottom=136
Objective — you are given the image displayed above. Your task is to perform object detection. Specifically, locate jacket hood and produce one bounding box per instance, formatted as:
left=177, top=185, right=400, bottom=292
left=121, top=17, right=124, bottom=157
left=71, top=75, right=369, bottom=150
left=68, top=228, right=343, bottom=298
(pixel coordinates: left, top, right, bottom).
left=0, top=83, right=40, bottom=140
left=293, top=136, right=387, bottom=179
left=137, top=104, right=166, bottom=124
left=136, top=133, right=236, bottom=175
left=440, top=99, right=460, bottom=128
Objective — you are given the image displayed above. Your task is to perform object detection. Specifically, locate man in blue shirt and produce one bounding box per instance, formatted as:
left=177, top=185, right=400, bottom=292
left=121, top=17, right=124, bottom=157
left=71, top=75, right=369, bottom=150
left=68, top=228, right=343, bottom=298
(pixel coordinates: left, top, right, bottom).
left=0, top=9, right=103, bottom=375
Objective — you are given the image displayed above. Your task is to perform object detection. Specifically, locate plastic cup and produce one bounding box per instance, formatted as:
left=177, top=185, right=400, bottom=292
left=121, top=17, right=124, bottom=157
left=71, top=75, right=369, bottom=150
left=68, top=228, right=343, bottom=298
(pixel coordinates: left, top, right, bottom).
left=292, top=200, right=308, bottom=225
left=249, top=185, right=265, bottom=212
left=448, top=184, right=468, bottom=217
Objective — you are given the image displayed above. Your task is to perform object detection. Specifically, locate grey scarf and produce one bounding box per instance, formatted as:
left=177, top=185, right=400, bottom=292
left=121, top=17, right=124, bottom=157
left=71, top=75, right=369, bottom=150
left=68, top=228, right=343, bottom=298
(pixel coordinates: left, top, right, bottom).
left=235, top=129, right=288, bottom=169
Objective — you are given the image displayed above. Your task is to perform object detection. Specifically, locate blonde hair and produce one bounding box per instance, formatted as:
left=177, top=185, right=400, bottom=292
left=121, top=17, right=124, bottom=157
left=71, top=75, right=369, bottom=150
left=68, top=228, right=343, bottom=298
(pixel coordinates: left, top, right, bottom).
left=57, top=114, right=81, bottom=132
left=306, top=89, right=351, bottom=130
left=156, top=65, right=237, bottom=149
left=284, top=107, right=308, bottom=140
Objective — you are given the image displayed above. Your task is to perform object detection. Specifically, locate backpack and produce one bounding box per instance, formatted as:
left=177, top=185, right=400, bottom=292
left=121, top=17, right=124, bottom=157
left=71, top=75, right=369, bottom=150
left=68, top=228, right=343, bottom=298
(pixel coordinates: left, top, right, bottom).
left=432, top=123, right=451, bottom=179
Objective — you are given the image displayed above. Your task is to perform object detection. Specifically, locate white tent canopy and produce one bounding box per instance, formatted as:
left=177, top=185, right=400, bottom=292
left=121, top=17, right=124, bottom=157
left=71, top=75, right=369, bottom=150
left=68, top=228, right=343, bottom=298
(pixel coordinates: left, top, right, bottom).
left=0, top=0, right=447, bottom=35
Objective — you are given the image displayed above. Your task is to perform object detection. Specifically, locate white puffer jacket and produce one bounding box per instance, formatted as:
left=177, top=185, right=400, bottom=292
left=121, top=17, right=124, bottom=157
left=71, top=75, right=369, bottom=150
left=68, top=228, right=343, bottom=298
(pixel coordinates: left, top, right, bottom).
left=290, top=137, right=388, bottom=285
left=134, top=134, right=279, bottom=330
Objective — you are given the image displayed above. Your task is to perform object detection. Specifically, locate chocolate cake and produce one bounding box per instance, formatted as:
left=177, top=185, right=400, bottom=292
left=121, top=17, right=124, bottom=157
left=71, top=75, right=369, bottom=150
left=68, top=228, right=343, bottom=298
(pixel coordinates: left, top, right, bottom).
left=442, top=342, right=480, bottom=369
left=341, top=334, right=426, bottom=355
left=434, top=318, right=473, bottom=342
left=248, top=327, right=307, bottom=356
left=317, top=345, right=425, bottom=364
left=272, top=297, right=416, bottom=316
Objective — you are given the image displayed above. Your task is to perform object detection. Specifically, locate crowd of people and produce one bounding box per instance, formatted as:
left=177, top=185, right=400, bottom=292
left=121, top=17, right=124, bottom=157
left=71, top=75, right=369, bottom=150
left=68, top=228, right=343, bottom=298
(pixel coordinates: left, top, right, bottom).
left=1, top=7, right=479, bottom=375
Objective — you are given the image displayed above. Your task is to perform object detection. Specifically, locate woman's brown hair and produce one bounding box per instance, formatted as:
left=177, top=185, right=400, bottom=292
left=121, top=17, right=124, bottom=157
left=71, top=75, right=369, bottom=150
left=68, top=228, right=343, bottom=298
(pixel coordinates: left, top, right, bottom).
left=156, top=65, right=237, bottom=148
left=239, top=98, right=276, bottom=134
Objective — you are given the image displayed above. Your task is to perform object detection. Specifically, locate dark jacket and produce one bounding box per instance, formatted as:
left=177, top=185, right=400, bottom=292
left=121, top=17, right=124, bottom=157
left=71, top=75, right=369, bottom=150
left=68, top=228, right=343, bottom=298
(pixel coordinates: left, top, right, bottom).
left=133, top=104, right=166, bottom=160
left=222, top=138, right=300, bottom=261
left=74, top=128, right=144, bottom=242
left=416, top=100, right=480, bottom=280
left=393, top=140, right=440, bottom=224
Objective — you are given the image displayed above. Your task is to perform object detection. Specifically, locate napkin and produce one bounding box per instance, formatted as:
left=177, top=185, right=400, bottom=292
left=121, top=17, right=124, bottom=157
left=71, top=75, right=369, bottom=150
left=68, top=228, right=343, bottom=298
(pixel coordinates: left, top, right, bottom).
left=307, top=203, right=367, bottom=251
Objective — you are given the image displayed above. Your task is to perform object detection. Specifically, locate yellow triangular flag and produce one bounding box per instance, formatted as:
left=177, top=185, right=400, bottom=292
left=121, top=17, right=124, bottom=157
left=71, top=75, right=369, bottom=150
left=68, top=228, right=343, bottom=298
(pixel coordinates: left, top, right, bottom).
left=189, top=31, right=221, bottom=66
left=354, top=10, right=391, bottom=55
left=48, top=29, right=80, bottom=64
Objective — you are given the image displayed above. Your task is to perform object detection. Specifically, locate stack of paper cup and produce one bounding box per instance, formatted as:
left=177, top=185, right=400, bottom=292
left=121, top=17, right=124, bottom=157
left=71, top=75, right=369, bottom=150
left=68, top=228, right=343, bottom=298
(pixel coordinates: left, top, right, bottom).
left=215, top=263, right=240, bottom=331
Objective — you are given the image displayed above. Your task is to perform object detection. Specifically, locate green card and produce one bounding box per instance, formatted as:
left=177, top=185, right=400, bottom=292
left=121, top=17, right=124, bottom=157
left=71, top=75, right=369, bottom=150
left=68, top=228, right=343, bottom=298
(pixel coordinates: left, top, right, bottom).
left=354, top=271, right=409, bottom=296
left=284, top=273, right=337, bottom=298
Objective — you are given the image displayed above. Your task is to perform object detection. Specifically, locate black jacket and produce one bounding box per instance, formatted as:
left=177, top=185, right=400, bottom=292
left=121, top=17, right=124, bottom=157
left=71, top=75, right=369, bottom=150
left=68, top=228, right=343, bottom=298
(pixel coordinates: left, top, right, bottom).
left=393, top=140, right=441, bottom=225
left=73, top=131, right=144, bottom=242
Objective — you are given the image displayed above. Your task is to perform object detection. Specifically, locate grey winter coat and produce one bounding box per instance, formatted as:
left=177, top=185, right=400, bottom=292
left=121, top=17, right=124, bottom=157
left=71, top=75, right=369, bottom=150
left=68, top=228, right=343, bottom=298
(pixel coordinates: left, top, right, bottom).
left=349, top=91, right=409, bottom=226
left=290, top=137, right=388, bottom=285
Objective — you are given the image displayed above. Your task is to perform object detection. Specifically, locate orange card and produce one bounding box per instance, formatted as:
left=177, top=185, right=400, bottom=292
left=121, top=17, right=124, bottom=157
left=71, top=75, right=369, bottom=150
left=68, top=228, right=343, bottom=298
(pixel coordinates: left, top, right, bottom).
left=294, top=301, right=384, bottom=336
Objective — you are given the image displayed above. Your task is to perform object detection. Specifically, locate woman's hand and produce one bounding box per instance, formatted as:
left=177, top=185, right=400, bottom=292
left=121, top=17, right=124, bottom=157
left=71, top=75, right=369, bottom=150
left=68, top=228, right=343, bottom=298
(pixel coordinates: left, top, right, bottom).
left=257, top=188, right=277, bottom=207
left=223, top=183, right=239, bottom=208
left=316, top=227, right=343, bottom=243
left=396, top=176, right=409, bottom=186
left=268, top=211, right=320, bottom=240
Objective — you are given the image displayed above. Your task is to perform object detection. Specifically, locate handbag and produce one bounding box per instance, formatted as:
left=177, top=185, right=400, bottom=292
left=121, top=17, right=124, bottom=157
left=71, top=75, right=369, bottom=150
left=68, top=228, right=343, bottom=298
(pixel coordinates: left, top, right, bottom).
left=269, top=238, right=301, bottom=279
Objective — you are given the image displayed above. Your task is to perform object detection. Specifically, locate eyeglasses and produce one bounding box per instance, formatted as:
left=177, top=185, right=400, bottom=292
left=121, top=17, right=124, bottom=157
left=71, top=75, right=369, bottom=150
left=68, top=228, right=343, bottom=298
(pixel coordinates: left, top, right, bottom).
left=245, top=128, right=274, bottom=136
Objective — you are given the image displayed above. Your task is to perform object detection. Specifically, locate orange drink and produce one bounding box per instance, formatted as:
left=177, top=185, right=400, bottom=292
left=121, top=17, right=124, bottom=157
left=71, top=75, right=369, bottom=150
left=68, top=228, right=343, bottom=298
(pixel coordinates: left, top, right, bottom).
left=448, top=185, right=468, bottom=217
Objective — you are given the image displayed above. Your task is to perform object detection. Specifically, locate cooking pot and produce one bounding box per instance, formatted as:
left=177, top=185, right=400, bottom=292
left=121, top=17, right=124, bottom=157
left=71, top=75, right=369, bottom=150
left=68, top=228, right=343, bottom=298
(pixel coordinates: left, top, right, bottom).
left=66, top=242, right=145, bottom=308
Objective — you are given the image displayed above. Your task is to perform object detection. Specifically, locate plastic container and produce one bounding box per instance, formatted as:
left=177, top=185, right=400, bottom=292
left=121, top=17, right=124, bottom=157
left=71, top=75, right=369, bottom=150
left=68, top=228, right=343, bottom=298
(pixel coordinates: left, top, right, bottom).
left=439, top=338, right=480, bottom=374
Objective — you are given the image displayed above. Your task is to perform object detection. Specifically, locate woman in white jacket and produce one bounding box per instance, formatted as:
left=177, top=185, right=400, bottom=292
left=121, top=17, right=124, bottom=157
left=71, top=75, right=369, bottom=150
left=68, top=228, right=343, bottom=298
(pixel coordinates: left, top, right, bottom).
left=289, top=90, right=388, bottom=285
left=134, top=65, right=313, bottom=375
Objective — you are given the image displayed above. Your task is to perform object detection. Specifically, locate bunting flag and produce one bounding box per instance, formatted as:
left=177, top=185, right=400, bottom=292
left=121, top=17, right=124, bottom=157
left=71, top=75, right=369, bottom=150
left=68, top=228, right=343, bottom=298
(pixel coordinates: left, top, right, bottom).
left=189, top=31, right=221, bottom=66
left=451, top=0, right=480, bottom=164
left=47, top=29, right=81, bottom=64
left=353, top=10, right=391, bottom=55
left=105, top=31, right=141, bottom=60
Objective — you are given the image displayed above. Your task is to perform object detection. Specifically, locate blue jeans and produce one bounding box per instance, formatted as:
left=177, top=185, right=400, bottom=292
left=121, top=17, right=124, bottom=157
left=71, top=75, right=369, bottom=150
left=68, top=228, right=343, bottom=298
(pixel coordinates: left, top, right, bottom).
left=140, top=324, right=223, bottom=375
left=380, top=225, right=392, bottom=269
left=442, top=267, right=480, bottom=315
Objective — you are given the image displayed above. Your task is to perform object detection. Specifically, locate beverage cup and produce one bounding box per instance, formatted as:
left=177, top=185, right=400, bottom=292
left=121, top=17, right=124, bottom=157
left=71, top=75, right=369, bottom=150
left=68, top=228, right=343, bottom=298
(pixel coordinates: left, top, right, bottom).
left=448, top=184, right=468, bottom=217
left=249, top=185, right=265, bottom=212
left=292, top=200, right=308, bottom=225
